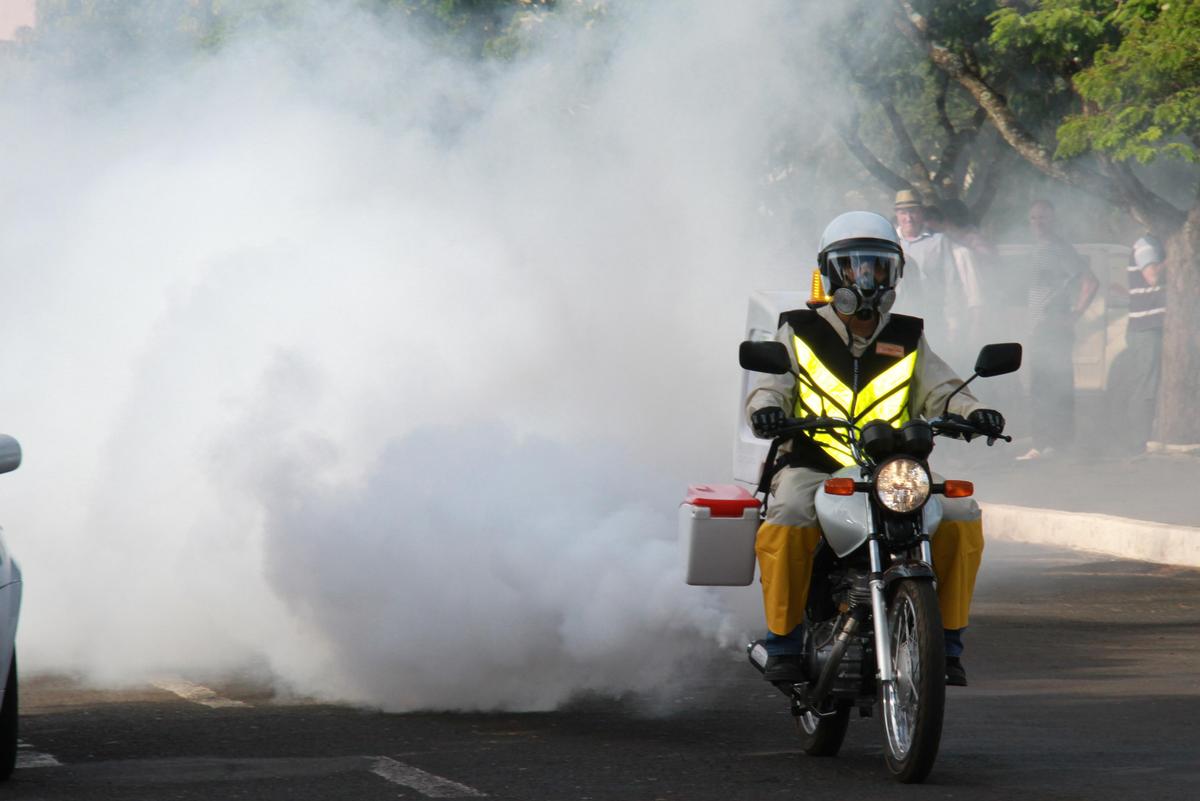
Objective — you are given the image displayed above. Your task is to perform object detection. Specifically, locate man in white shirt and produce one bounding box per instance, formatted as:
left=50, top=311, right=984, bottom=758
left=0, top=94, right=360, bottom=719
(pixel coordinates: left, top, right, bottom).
left=893, top=190, right=983, bottom=351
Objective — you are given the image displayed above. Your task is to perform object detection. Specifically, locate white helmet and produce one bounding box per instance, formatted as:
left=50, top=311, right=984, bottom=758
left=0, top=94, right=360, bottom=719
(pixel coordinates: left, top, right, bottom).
left=817, top=211, right=905, bottom=319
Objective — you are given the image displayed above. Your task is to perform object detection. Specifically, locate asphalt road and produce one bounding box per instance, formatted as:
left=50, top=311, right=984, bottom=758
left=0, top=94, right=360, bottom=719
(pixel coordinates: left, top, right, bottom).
left=4, top=539, right=1200, bottom=801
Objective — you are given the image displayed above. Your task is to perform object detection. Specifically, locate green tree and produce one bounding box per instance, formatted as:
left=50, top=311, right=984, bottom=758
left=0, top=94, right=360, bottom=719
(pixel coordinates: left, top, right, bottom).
left=32, top=0, right=305, bottom=57
left=31, top=0, right=560, bottom=58
left=830, top=2, right=1008, bottom=220
left=380, top=0, right=559, bottom=58
left=890, top=0, right=1200, bottom=446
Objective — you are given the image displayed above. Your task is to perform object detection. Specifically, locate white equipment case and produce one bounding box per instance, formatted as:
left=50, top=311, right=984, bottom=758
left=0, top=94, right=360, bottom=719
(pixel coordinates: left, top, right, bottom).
left=680, top=484, right=761, bottom=586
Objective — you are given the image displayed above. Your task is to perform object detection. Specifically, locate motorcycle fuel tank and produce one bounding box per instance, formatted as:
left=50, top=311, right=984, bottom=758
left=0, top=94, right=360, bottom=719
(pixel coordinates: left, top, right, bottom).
left=814, top=466, right=942, bottom=557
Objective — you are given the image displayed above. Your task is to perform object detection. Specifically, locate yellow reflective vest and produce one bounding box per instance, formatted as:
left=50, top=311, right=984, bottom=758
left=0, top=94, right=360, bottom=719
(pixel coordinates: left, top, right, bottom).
left=780, top=310, right=923, bottom=469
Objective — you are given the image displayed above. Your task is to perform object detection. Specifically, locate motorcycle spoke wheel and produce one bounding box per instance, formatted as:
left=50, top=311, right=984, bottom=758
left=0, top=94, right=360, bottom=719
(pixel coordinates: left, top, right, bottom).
left=880, top=579, right=945, bottom=784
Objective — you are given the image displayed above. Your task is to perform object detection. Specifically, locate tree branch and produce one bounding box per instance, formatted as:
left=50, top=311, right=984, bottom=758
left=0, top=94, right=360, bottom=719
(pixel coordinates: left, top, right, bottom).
left=929, top=73, right=957, bottom=191
left=966, top=145, right=1005, bottom=222
left=891, top=1, right=1069, bottom=182
left=1108, top=160, right=1188, bottom=233
left=932, top=72, right=954, bottom=141
left=836, top=114, right=913, bottom=194
left=933, top=91, right=988, bottom=195
left=830, top=46, right=919, bottom=198
left=879, top=97, right=935, bottom=197
left=890, top=0, right=1186, bottom=230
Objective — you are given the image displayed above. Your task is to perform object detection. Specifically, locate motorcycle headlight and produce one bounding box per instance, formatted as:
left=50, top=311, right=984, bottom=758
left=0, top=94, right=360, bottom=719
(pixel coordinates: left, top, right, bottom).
left=874, top=458, right=930, bottom=514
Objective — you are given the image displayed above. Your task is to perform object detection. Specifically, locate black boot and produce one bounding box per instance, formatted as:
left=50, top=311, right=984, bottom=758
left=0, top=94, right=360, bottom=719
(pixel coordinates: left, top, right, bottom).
left=762, top=654, right=807, bottom=683
left=945, top=656, right=968, bottom=687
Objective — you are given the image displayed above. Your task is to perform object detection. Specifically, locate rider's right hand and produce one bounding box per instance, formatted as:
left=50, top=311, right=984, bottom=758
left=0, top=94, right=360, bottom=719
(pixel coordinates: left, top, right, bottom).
left=750, top=406, right=787, bottom=438
left=968, top=408, right=1005, bottom=437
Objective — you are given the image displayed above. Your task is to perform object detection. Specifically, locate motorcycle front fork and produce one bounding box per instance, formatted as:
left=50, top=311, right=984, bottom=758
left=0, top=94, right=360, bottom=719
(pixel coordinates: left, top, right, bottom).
left=868, top=539, right=895, bottom=684
left=867, top=533, right=935, bottom=686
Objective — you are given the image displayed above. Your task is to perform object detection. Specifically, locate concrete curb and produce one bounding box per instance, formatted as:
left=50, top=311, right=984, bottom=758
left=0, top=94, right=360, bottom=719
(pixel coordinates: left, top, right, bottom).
left=981, top=502, right=1200, bottom=569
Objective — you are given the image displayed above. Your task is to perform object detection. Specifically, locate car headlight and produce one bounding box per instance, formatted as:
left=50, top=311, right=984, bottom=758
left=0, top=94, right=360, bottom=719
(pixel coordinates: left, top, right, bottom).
left=874, top=458, right=930, bottom=513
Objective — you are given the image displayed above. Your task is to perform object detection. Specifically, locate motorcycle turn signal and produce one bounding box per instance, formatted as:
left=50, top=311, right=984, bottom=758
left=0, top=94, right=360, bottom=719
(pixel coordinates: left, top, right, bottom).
left=823, top=478, right=871, bottom=496
left=932, top=480, right=974, bottom=498
left=824, top=478, right=855, bottom=496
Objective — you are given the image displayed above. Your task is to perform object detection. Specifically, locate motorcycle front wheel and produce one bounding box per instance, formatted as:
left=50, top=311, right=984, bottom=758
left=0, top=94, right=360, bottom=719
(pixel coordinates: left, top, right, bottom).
left=880, top=578, right=945, bottom=783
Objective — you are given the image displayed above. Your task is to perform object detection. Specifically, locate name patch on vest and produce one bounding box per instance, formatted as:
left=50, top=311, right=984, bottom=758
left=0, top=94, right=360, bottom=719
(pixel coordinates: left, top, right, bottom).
left=875, top=341, right=906, bottom=358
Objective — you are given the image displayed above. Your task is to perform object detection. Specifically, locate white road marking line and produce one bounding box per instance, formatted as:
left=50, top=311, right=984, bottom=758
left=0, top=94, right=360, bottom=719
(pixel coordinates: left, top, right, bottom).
left=150, top=677, right=250, bottom=709
left=16, top=751, right=61, bottom=768
left=370, top=756, right=487, bottom=797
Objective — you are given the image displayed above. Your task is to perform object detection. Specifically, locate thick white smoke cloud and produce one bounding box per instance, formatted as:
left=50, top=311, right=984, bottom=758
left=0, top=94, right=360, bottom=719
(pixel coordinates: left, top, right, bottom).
left=239, top=403, right=734, bottom=709
left=0, top=1, right=839, bottom=709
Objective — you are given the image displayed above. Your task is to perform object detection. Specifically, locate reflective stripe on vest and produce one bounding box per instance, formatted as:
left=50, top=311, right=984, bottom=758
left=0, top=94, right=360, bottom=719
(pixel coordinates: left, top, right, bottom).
left=791, top=335, right=918, bottom=467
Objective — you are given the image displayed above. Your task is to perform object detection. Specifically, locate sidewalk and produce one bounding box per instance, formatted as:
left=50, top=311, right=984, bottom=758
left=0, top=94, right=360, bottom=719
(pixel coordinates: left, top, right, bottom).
left=967, top=451, right=1200, bottom=568
left=972, top=450, right=1200, bottom=527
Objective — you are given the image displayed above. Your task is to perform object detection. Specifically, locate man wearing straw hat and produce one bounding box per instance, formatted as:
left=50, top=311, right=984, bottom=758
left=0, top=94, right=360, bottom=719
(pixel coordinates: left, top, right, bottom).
left=893, top=190, right=982, bottom=350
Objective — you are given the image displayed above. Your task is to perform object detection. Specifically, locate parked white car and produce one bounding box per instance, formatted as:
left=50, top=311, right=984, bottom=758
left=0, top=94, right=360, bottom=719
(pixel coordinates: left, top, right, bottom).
left=0, top=435, right=23, bottom=781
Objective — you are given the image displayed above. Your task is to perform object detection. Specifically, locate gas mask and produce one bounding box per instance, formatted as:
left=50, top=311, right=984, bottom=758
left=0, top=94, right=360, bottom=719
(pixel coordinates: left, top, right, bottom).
left=822, top=248, right=902, bottom=320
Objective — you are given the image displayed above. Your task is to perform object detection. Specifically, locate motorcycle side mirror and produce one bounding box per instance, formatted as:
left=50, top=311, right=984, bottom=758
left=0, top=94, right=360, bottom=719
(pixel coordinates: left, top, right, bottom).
left=941, top=342, right=1024, bottom=417
left=974, top=343, right=1022, bottom=378
left=739, top=341, right=792, bottom=375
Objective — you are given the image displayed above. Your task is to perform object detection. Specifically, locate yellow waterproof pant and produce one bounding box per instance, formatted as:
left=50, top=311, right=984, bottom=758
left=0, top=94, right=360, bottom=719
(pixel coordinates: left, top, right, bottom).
left=756, top=519, right=984, bottom=634
left=930, top=518, right=985, bottom=630
left=755, top=523, right=822, bottom=636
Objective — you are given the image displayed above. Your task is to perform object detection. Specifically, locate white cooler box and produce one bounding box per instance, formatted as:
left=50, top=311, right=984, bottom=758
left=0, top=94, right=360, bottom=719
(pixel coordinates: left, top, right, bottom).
left=680, top=484, right=761, bottom=586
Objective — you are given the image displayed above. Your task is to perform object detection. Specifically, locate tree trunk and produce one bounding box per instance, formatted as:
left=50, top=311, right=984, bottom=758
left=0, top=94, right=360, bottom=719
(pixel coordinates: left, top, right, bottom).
left=1155, top=204, right=1200, bottom=446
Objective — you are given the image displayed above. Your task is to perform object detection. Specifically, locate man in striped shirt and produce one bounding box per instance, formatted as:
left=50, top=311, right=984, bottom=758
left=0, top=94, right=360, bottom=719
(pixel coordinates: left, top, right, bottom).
left=1106, top=235, right=1167, bottom=452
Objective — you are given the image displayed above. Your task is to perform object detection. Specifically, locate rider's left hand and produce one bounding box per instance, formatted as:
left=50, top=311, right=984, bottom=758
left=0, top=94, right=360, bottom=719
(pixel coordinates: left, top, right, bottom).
left=750, top=406, right=787, bottom=438
left=968, top=408, right=1005, bottom=437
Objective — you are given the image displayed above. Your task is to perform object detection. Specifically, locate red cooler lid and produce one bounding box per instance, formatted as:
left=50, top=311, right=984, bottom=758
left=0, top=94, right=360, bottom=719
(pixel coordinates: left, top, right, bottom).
left=685, top=484, right=761, bottom=517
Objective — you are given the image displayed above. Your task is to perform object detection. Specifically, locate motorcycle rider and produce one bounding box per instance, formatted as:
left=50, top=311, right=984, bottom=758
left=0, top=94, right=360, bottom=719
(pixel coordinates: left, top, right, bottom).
left=746, top=211, right=1005, bottom=687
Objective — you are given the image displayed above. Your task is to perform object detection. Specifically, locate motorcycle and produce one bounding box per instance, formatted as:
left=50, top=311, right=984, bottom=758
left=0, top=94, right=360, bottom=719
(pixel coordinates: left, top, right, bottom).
left=735, top=339, right=1021, bottom=783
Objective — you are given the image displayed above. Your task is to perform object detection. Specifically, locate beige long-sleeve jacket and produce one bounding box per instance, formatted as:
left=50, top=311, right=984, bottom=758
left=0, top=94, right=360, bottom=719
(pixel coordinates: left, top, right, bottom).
left=745, top=304, right=983, bottom=429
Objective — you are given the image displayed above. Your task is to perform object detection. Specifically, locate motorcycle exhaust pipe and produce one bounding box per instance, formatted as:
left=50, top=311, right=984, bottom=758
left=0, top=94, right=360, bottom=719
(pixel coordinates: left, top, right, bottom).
left=808, top=606, right=867, bottom=706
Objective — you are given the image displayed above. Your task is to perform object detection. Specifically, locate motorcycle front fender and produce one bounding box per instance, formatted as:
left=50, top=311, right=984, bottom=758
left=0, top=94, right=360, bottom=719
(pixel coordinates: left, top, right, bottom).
left=814, top=467, right=870, bottom=557
left=881, top=560, right=935, bottom=590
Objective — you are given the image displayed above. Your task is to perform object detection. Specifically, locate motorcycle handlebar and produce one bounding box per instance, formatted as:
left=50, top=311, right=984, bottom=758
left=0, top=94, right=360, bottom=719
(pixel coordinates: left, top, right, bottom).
left=767, top=416, right=1011, bottom=445
left=754, top=414, right=1009, bottom=495
left=929, top=414, right=1012, bottom=445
